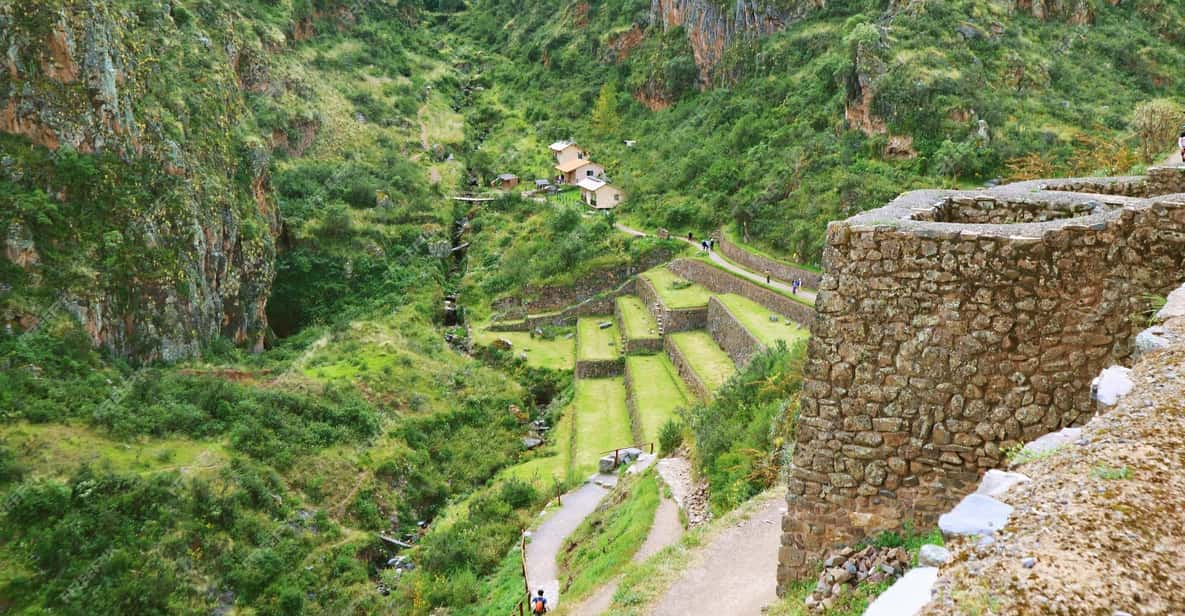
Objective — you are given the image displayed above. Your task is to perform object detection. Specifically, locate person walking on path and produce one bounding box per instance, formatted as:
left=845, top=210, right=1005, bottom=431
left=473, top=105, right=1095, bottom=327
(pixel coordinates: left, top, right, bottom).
left=764, top=270, right=771, bottom=284
left=1179, top=130, right=1185, bottom=162
left=531, top=589, right=549, bottom=613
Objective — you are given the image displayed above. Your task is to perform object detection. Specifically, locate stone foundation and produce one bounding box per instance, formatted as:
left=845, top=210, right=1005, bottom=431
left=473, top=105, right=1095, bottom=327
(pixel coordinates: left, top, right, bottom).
left=574, top=357, right=625, bottom=379
left=778, top=167, right=1185, bottom=591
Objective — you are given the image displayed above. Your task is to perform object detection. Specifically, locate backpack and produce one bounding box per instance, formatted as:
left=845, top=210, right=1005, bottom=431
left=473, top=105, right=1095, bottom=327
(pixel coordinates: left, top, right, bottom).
left=531, top=596, right=546, bottom=614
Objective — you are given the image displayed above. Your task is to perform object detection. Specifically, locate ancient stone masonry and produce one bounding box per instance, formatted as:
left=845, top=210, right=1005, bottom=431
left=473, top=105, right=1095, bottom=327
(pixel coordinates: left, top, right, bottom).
left=718, top=230, right=822, bottom=289
left=666, top=258, right=815, bottom=328
left=488, top=280, right=637, bottom=332
left=707, top=297, right=765, bottom=368
left=575, top=358, right=625, bottom=380
left=636, top=274, right=709, bottom=334
left=492, top=248, right=673, bottom=319
left=777, top=167, right=1185, bottom=591
left=664, top=334, right=712, bottom=400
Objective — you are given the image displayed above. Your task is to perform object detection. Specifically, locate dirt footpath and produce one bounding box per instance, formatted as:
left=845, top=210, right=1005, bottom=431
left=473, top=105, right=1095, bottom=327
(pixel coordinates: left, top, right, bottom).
left=649, top=492, right=784, bottom=616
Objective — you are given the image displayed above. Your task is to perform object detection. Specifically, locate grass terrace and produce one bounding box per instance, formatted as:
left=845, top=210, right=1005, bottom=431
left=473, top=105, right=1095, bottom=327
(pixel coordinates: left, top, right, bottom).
left=571, top=378, right=633, bottom=476
left=626, top=355, right=692, bottom=442
left=577, top=317, right=621, bottom=361
left=716, top=294, right=811, bottom=348
left=617, top=295, right=660, bottom=342
left=473, top=329, right=576, bottom=370
left=641, top=267, right=712, bottom=309
left=669, top=331, right=736, bottom=394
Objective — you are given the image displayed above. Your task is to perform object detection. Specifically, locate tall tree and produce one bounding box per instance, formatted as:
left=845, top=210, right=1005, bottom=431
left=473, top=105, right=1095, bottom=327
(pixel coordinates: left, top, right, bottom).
left=591, top=83, right=621, bottom=136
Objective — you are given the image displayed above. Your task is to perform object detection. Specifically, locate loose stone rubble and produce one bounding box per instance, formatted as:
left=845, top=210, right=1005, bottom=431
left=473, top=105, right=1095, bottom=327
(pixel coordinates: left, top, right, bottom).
left=802, top=545, right=910, bottom=611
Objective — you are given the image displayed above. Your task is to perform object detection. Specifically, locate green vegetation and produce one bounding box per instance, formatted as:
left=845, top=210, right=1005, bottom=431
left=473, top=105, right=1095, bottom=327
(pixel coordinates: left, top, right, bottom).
left=1093, top=465, right=1131, bottom=480
left=689, top=341, right=805, bottom=514
left=571, top=378, right=634, bottom=476
left=626, top=355, right=692, bottom=443
left=669, top=332, right=736, bottom=394
left=558, top=471, right=661, bottom=601
left=577, top=317, right=622, bottom=361
left=642, top=268, right=712, bottom=308
left=717, top=294, right=811, bottom=348
left=616, top=295, right=661, bottom=342
left=473, top=329, right=576, bottom=370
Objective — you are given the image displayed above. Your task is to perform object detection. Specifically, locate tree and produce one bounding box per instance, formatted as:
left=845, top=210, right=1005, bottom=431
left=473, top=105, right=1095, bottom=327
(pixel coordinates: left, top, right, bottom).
left=1132, top=99, right=1183, bottom=163
left=590, top=83, right=620, bottom=136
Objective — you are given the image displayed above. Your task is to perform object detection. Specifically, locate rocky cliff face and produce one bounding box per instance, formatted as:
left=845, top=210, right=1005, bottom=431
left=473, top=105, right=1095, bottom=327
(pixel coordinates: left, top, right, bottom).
left=1, top=2, right=279, bottom=361
left=649, top=0, right=822, bottom=79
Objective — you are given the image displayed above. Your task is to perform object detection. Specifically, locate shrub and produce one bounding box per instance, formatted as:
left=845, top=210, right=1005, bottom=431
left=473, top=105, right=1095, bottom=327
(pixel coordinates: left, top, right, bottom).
left=658, top=418, right=683, bottom=455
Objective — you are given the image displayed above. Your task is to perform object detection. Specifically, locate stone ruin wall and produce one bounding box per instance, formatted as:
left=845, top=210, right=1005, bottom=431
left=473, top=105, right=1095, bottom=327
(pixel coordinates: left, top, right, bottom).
left=777, top=166, right=1185, bottom=591
left=717, top=230, right=823, bottom=289
left=707, top=296, right=766, bottom=368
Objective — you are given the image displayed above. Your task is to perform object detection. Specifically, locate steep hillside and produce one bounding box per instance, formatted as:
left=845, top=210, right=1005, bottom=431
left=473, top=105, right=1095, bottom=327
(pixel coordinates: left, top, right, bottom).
left=455, top=0, right=1184, bottom=262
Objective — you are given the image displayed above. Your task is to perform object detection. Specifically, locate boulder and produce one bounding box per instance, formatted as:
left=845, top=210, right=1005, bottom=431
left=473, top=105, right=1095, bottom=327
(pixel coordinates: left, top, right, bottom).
left=917, top=544, right=951, bottom=567
left=522, top=437, right=543, bottom=450
left=863, top=567, right=937, bottom=616
left=975, top=469, right=1032, bottom=498
left=1134, top=326, right=1173, bottom=358
left=1022, top=427, right=1081, bottom=456
left=492, top=337, right=513, bottom=350
left=939, top=494, right=1013, bottom=538
left=1091, top=365, right=1133, bottom=406
left=598, top=321, right=613, bottom=329
left=598, top=455, right=618, bottom=474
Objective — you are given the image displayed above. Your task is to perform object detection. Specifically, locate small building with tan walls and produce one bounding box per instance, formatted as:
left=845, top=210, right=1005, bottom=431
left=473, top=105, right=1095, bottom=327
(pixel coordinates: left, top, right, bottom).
left=556, top=159, right=604, bottom=185
left=577, top=177, right=625, bottom=209
left=549, top=141, right=584, bottom=166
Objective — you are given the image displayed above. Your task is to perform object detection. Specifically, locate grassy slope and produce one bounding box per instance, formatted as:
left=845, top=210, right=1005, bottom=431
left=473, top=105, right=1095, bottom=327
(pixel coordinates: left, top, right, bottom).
left=577, top=317, right=621, bottom=361
left=473, top=329, right=576, bottom=370
left=669, top=331, right=737, bottom=393
left=558, top=470, right=661, bottom=602
left=642, top=268, right=712, bottom=309
left=571, top=378, right=633, bottom=476
left=716, top=293, right=811, bottom=348
left=616, top=295, right=660, bottom=341
left=626, top=355, right=692, bottom=443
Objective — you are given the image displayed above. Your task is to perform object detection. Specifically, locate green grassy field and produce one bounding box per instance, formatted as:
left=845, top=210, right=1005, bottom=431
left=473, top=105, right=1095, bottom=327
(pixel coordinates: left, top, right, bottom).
left=616, top=295, right=660, bottom=341
left=571, top=378, right=633, bottom=476
left=641, top=268, right=712, bottom=309
left=473, top=329, right=575, bottom=370
left=669, top=331, right=736, bottom=394
left=626, top=355, right=692, bottom=443
left=577, top=317, right=621, bottom=361
left=716, top=294, right=811, bottom=348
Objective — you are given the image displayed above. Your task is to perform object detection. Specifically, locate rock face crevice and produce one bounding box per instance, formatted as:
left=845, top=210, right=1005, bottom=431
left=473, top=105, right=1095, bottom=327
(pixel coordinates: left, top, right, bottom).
left=777, top=167, right=1185, bottom=590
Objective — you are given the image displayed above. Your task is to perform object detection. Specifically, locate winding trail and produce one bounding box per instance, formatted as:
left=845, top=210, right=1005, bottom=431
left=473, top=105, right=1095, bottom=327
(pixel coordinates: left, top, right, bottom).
left=614, top=223, right=818, bottom=303
left=566, top=490, right=685, bottom=615
left=524, top=456, right=658, bottom=610
left=649, top=491, right=785, bottom=616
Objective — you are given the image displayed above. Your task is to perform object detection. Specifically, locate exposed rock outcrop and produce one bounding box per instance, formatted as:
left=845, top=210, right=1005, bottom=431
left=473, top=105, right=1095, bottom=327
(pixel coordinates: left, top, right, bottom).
left=1, top=2, right=280, bottom=361
left=649, top=0, right=822, bottom=80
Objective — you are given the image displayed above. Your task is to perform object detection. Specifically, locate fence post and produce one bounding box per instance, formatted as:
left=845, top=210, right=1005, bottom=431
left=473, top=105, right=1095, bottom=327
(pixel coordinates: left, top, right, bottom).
left=521, top=533, right=530, bottom=608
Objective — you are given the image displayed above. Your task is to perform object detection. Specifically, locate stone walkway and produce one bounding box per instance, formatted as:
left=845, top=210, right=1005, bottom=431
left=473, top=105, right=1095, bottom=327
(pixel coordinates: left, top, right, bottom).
left=613, top=223, right=817, bottom=303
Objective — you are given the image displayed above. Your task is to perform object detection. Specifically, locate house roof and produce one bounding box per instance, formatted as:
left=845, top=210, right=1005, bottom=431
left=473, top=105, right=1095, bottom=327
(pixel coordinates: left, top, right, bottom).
left=495, top=173, right=518, bottom=181
left=555, top=158, right=599, bottom=173
left=534, top=179, right=551, bottom=186
left=577, top=177, right=606, bottom=191
left=549, top=141, right=578, bottom=152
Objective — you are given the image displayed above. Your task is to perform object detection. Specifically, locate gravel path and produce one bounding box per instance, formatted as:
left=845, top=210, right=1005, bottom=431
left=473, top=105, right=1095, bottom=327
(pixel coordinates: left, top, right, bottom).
left=613, top=223, right=818, bottom=303
left=649, top=492, right=785, bottom=616
left=525, top=482, right=610, bottom=609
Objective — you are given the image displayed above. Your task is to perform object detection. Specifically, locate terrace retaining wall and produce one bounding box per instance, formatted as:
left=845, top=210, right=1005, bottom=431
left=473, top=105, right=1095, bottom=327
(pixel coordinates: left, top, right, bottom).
left=488, top=279, right=637, bottom=332
left=636, top=273, right=709, bottom=334
left=718, top=229, right=823, bottom=289
left=778, top=166, right=1185, bottom=592
left=667, top=258, right=815, bottom=329
left=664, top=335, right=712, bottom=400
left=575, top=357, right=625, bottom=379
left=706, top=296, right=766, bottom=368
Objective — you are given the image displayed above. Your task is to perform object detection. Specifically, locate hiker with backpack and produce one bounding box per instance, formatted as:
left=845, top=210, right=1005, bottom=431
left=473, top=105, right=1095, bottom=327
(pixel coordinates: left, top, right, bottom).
left=531, top=589, right=548, bottom=614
